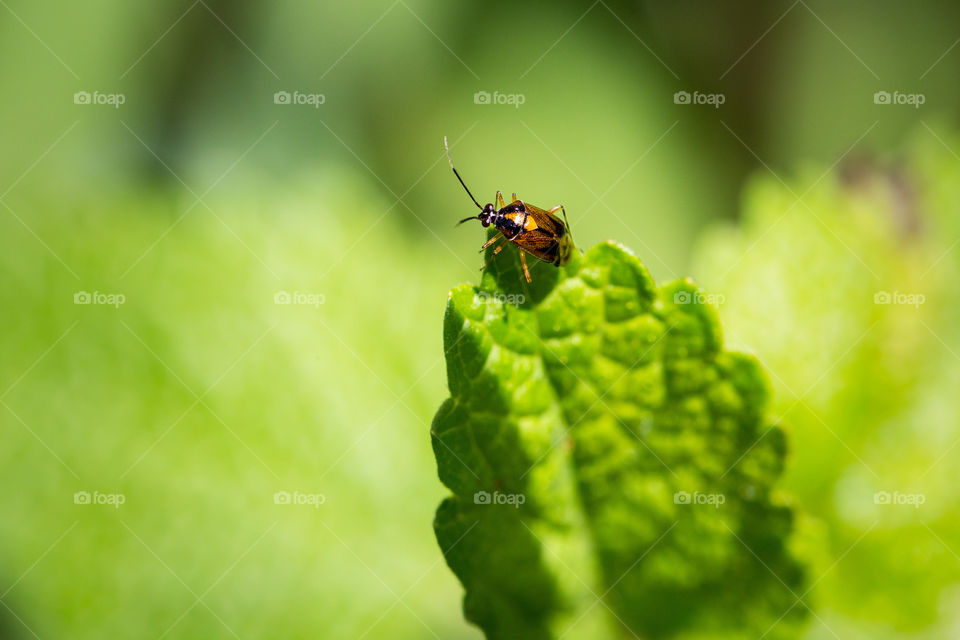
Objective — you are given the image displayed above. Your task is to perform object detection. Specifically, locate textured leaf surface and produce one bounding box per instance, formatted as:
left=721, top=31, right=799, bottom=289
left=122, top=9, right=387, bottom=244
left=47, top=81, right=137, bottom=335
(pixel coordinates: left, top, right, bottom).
left=432, top=240, right=807, bottom=639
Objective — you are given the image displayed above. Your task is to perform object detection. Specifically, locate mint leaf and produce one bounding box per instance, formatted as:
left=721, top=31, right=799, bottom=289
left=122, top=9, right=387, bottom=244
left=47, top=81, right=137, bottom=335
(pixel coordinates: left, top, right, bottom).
left=432, top=241, right=808, bottom=639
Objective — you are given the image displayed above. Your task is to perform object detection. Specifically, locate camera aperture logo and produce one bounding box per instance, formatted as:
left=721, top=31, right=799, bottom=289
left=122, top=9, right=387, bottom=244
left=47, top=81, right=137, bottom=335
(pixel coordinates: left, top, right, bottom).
left=473, top=90, right=525, bottom=108
left=673, top=290, right=725, bottom=306
left=74, top=291, right=125, bottom=308
left=74, top=90, right=125, bottom=108
left=873, top=90, right=924, bottom=108
left=874, top=490, right=925, bottom=508
left=74, top=490, right=125, bottom=508
left=673, top=90, right=725, bottom=108
left=473, top=291, right=525, bottom=307
left=273, top=490, right=326, bottom=508
left=674, top=490, right=726, bottom=508
left=874, top=290, right=924, bottom=308
left=274, top=290, right=325, bottom=307
left=273, top=90, right=325, bottom=108
left=473, top=490, right=525, bottom=508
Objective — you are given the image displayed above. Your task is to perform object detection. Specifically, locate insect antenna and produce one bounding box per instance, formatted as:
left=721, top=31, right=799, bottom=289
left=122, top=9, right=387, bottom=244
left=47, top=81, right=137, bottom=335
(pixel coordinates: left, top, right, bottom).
left=444, top=136, right=482, bottom=211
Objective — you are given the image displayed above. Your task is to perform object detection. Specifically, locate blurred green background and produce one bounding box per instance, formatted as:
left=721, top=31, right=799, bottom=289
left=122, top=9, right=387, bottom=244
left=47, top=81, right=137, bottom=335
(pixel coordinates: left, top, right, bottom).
left=2, top=1, right=960, bottom=638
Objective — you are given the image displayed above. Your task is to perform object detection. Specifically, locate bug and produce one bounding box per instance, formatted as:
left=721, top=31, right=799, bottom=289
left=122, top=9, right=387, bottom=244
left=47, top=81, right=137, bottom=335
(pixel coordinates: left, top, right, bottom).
left=444, top=136, right=575, bottom=283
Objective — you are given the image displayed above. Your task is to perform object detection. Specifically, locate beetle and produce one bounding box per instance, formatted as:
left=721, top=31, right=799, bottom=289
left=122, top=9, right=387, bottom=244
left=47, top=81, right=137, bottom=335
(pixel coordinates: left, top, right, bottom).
left=444, top=136, right=575, bottom=283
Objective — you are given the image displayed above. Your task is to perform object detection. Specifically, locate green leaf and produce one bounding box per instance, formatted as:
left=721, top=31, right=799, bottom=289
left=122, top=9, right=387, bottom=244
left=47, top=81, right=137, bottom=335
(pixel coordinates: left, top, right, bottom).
left=432, top=240, right=808, bottom=640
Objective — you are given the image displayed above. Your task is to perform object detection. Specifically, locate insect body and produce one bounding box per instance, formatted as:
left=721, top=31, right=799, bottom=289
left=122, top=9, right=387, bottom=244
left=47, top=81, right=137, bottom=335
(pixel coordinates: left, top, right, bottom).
left=444, top=137, right=575, bottom=283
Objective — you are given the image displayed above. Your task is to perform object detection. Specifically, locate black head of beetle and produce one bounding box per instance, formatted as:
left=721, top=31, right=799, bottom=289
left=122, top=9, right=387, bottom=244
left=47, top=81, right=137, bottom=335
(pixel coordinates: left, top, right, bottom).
left=477, top=203, right=497, bottom=227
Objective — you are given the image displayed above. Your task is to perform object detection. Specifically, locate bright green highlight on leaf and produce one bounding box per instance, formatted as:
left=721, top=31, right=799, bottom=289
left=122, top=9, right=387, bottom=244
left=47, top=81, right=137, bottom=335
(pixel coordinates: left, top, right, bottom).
left=432, top=241, right=807, bottom=639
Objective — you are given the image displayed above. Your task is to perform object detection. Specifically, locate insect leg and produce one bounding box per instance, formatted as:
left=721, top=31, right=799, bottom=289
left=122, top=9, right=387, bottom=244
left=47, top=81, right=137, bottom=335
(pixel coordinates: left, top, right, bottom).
left=495, top=191, right=506, bottom=209
left=549, top=204, right=574, bottom=239
left=480, top=231, right=504, bottom=251
left=512, top=192, right=518, bottom=202
left=481, top=237, right=510, bottom=271
left=518, top=250, right=532, bottom=283
left=547, top=204, right=567, bottom=221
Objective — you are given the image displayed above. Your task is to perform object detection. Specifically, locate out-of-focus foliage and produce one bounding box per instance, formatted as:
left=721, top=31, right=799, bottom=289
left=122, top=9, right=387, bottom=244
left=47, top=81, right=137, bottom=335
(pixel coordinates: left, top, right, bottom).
left=3, top=0, right=960, bottom=637
left=0, top=177, right=482, bottom=639
left=694, top=126, right=960, bottom=639
left=432, top=241, right=808, bottom=639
